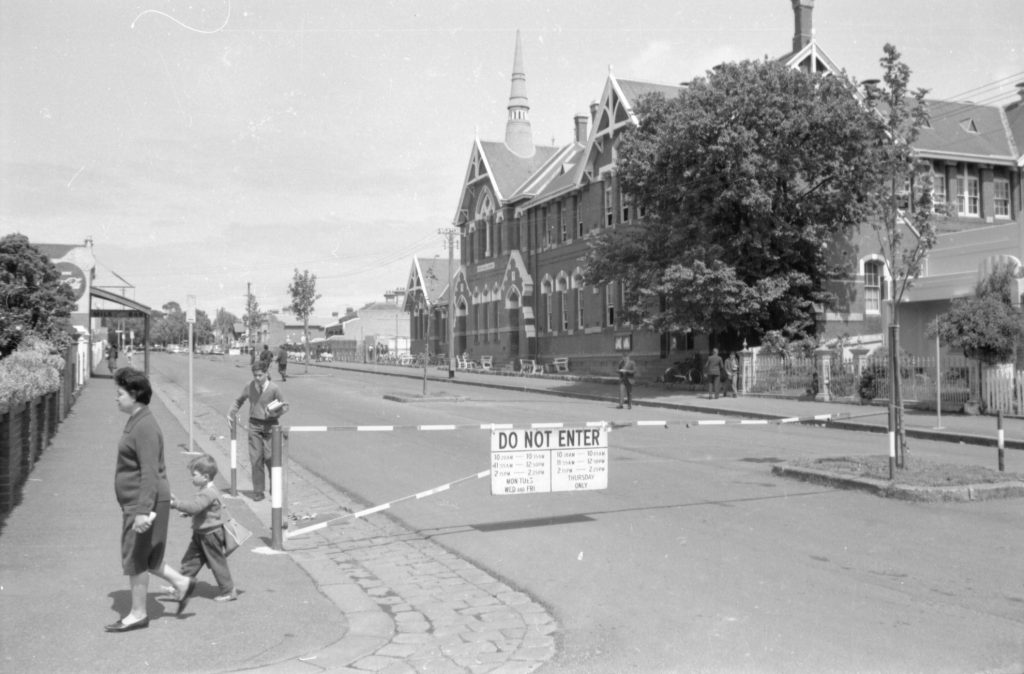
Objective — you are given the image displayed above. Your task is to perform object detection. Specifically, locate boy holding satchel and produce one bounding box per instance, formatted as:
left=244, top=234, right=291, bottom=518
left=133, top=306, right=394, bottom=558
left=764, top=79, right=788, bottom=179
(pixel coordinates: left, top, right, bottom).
left=229, top=364, right=288, bottom=501
left=165, top=454, right=237, bottom=606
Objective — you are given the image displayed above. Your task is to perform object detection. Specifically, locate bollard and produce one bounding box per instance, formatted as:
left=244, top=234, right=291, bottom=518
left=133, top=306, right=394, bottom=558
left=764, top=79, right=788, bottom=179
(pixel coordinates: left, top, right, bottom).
left=271, top=425, right=284, bottom=550
left=229, top=413, right=238, bottom=497
left=997, top=410, right=1005, bottom=472
left=887, top=402, right=895, bottom=480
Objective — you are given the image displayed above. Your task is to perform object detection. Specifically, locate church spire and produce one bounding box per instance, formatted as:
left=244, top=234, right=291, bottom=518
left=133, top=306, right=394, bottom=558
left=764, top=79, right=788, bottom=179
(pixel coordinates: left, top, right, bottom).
left=504, top=30, right=534, bottom=157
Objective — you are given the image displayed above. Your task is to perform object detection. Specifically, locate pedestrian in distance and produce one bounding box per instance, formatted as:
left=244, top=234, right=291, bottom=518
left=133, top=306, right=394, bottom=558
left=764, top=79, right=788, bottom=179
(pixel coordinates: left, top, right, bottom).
left=106, top=343, right=118, bottom=375
left=125, top=344, right=134, bottom=368
left=276, top=344, right=288, bottom=382
left=163, top=454, right=237, bottom=604
left=107, top=367, right=192, bottom=632
left=259, top=344, right=274, bottom=379
left=704, top=348, right=723, bottom=399
left=722, top=351, right=739, bottom=398
left=228, top=364, right=288, bottom=502
left=616, top=351, right=637, bottom=409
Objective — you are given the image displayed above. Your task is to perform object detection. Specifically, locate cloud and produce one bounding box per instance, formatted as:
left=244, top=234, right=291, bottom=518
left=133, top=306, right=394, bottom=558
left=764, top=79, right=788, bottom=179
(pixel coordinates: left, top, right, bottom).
left=623, top=40, right=762, bottom=85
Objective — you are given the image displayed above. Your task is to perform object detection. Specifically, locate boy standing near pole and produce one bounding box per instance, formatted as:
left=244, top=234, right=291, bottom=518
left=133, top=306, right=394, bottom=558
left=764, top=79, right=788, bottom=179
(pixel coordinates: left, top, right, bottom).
left=228, top=365, right=288, bottom=501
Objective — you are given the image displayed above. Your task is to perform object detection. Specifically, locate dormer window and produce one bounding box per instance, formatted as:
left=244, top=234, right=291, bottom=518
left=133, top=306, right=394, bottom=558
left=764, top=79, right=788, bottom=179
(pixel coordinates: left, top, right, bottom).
left=959, top=118, right=978, bottom=134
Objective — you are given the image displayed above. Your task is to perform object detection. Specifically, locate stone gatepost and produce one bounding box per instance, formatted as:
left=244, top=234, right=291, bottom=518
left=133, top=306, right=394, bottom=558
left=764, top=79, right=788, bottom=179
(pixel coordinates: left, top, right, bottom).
left=849, top=347, right=870, bottom=379
left=739, top=350, right=754, bottom=395
left=813, top=348, right=832, bottom=401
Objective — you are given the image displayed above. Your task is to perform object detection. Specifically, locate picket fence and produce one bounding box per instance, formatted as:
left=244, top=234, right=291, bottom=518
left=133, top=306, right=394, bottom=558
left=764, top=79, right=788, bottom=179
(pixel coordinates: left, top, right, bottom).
left=745, top=352, right=995, bottom=412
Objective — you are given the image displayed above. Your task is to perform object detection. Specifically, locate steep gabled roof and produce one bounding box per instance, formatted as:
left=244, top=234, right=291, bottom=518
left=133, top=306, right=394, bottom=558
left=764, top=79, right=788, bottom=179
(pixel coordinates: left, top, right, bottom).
left=478, top=140, right=560, bottom=200
left=616, top=79, right=686, bottom=106
left=778, top=39, right=841, bottom=75
left=1004, top=101, right=1024, bottom=166
left=510, top=142, right=583, bottom=202
left=404, top=257, right=454, bottom=311
left=916, top=99, right=1018, bottom=164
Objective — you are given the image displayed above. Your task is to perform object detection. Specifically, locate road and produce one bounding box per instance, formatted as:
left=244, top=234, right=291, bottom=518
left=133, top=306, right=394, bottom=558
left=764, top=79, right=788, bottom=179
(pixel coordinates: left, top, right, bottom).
left=153, top=353, right=1024, bottom=674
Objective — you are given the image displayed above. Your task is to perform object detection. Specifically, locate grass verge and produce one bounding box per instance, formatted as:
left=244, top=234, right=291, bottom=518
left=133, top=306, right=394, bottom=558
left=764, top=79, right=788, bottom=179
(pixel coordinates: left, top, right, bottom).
left=789, top=455, right=1024, bottom=487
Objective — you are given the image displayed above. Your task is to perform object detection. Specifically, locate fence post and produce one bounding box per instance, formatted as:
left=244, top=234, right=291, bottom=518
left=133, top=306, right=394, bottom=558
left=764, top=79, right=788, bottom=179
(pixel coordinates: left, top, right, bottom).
left=850, top=347, right=869, bottom=380
left=813, top=348, right=832, bottom=401
left=739, top=350, right=754, bottom=395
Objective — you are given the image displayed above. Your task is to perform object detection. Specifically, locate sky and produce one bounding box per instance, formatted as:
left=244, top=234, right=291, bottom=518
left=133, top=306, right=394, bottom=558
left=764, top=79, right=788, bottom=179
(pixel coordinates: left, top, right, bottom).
left=2, top=0, right=1022, bottom=319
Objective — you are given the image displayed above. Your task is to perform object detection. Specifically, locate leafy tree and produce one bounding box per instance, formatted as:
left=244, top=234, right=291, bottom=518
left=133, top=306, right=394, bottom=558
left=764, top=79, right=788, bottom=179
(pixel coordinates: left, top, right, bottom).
left=0, top=233, right=76, bottom=358
left=287, top=269, right=321, bottom=371
left=588, top=58, right=881, bottom=341
left=194, top=309, right=214, bottom=346
left=931, top=262, right=1023, bottom=365
left=244, top=292, right=261, bottom=352
left=152, top=301, right=186, bottom=347
left=863, top=44, right=937, bottom=312
left=213, top=307, right=239, bottom=348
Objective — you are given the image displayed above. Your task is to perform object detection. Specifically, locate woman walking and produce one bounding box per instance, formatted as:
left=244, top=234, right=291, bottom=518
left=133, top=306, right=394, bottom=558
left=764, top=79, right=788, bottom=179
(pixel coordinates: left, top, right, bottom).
left=107, top=367, right=192, bottom=632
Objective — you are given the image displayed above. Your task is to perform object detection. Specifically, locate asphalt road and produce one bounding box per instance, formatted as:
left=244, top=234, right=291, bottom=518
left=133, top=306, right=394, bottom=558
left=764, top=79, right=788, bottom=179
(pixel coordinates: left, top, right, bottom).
left=154, top=353, right=1024, bottom=674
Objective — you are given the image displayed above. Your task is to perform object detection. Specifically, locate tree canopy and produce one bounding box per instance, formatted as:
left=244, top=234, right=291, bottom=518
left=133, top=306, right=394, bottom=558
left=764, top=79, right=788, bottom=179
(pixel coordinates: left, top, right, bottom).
left=287, top=269, right=321, bottom=322
left=0, top=233, right=76, bottom=357
left=863, top=43, right=936, bottom=312
left=288, top=269, right=321, bottom=366
left=586, top=58, right=883, bottom=339
left=931, top=262, right=1023, bottom=364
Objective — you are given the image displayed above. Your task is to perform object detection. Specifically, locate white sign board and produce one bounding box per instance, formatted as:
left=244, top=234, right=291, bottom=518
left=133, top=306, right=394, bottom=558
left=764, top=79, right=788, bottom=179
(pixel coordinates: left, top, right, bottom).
left=186, top=295, right=197, bottom=324
left=490, top=426, right=608, bottom=495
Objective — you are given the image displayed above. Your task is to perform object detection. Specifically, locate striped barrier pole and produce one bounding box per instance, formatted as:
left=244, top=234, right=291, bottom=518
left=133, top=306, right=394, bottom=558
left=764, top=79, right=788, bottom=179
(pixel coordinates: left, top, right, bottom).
left=229, top=413, right=238, bottom=497
left=271, top=425, right=284, bottom=550
left=888, top=403, right=896, bottom=481
left=997, top=410, right=1005, bottom=472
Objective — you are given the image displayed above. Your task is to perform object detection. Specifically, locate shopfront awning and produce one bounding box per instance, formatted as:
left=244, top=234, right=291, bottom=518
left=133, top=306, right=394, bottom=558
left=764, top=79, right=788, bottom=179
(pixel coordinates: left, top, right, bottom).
left=89, top=288, right=153, bottom=375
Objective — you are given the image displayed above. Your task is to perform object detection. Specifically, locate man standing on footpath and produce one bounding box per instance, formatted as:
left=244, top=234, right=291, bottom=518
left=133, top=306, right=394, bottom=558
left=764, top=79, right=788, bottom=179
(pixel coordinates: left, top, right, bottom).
left=704, top=348, right=723, bottom=399
left=228, top=365, right=288, bottom=501
left=616, top=351, right=637, bottom=409
left=276, top=344, right=288, bottom=382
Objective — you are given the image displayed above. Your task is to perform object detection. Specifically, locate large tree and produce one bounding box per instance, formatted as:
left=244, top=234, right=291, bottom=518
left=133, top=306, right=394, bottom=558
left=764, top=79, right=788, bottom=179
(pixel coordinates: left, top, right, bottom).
left=152, top=301, right=186, bottom=347
left=287, top=268, right=321, bottom=371
left=213, top=307, right=239, bottom=348
left=587, top=58, right=882, bottom=341
left=0, top=233, right=76, bottom=357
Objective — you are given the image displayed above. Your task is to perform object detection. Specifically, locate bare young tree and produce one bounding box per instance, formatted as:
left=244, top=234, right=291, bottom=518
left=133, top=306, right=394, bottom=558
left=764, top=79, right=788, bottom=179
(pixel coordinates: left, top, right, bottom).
left=862, top=44, right=938, bottom=467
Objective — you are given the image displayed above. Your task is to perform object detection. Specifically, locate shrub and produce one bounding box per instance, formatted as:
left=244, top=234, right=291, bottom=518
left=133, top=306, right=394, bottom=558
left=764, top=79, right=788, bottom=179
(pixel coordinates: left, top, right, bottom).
left=0, top=336, right=66, bottom=413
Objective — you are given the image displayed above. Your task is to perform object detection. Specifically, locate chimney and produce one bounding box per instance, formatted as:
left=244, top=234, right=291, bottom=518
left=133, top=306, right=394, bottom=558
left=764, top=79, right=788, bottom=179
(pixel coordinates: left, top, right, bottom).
left=792, top=0, right=814, bottom=52
left=589, top=100, right=599, bottom=122
left=573, top=114, right=588, bottom=143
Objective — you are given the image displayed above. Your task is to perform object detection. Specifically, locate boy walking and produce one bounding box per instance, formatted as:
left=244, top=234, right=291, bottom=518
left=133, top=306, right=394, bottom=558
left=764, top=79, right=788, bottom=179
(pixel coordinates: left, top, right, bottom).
left=167, top=454, right=237, bottom=604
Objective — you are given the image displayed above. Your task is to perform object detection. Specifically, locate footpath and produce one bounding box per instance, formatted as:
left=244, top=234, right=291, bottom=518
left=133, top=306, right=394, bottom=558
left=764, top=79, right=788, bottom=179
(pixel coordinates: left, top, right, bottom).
left=2, top=360, right=1023, bottom=674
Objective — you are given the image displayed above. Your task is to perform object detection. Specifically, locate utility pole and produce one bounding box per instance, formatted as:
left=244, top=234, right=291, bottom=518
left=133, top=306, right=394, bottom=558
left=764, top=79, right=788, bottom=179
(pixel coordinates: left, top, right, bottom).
left=438, top=226, right=458, bottom=379
left=246, top=282, right=253, bottom=358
